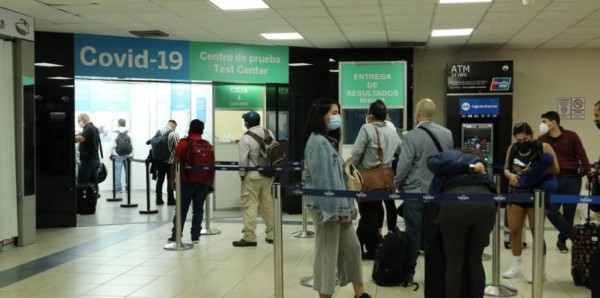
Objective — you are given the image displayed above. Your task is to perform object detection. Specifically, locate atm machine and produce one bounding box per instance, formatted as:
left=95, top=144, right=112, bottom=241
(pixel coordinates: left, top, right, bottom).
left=462, top=123, right=494, bottom=164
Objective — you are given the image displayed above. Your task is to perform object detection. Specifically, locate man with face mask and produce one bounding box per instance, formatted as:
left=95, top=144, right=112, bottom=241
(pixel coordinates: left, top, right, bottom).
left=538, top=111, right=592, bottom=253
left=394, top=98, right=454, bottom=283
left=75, top=113, right=101, bottom=197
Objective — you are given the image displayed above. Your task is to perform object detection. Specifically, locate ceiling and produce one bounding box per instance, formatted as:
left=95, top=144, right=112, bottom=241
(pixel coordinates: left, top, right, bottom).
left=1, top=0, right=600, bottom=50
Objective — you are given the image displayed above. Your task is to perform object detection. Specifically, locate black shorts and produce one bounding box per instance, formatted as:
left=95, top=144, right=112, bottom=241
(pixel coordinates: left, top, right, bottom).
left=508, top=191, right=550, bottom=210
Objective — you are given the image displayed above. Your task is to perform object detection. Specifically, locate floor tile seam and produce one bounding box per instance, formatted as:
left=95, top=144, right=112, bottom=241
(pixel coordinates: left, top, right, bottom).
left=0, top=222, right=165, bottom=289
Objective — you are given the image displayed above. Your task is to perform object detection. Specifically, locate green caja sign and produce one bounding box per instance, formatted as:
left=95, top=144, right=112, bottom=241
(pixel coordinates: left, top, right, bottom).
left=190, top=42, right=288, bottom=84
left=215, top=84, right=264, bottom=109
left=340, top=62, right=406, bottom=108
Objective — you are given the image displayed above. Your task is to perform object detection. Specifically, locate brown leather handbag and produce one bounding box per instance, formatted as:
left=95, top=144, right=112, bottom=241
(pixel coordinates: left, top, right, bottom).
left=356, top=125, right=395, bottom=202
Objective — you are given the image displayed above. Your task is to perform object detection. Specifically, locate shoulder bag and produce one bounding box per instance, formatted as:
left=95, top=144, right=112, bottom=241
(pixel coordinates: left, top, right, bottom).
left=356, top=125, right=396, bottom=202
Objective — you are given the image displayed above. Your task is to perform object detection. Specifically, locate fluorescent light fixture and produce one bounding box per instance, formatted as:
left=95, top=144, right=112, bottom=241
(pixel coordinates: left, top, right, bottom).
left=260, top=32, right=303, bottom=40
left=329, top=69, right=339, bottom=73
left=61, top=85, right=74, bottom=88
left=329, top=58, right=336, bottom=62
left=439, top=0, right=492, bottom=3
left=289, top=63, right=312, bottom=67
left=209, top=0, right=268, bottom=11
left=47, top=76, right=73, bottom=80
left=431, top=28, right=473, bottom=37
left=35, top=62, right=64, bottom=67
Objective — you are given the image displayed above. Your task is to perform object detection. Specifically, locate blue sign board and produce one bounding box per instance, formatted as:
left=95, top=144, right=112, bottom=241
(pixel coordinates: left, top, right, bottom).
left=75, top=34, right=189, bottom=80
left=196, top=97, right=207, bottom=122
left=459, top=98, right=499, bottom=116
left=170, top=84, right=191, bottom=111
left=75, top=80, right=91, bottom=111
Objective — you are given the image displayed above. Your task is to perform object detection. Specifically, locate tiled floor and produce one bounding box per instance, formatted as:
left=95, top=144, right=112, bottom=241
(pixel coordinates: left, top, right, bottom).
left=0, top=195, right=595, bottom=297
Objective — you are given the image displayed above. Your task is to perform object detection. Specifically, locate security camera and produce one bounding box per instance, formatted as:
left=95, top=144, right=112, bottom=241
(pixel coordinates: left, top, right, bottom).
left=502, top=65, right=509, bottom=71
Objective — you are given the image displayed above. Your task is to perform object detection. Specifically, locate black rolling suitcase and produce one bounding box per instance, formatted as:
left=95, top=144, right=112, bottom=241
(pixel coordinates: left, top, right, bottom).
left=77, top=184, right=97, bottom=215
left=571, top=179, right=600, bottom=288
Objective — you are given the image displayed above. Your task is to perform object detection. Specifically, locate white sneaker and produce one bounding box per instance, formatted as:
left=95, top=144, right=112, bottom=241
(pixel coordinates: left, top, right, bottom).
left=502, top=266, right=522, bottom=279
left=527, top=273, right=547, bottom=284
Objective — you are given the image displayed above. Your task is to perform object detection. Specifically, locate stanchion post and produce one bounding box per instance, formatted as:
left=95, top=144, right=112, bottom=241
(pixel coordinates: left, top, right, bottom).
left=201, top=195, right=221, bottom=235
left=532, top=189, right=545, bottom=298
left=140, top=159, right=158, bottom=214
left=121, top=157, right=137, bottom=208
left=273, top=182, right=284, bottom=298
left=484, top=174, right=517, bottom=297
left=107, top=157, right=122, bottom=202
left=292, top=196, right=315, bottom=238
left=164, top=163, right=193, bottom=250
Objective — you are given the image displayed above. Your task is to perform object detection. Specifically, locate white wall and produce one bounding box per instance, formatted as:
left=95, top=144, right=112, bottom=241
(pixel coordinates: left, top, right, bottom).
left=414, top=48, right=600, bottom=164
left=0, top=41, right=18, bottom=241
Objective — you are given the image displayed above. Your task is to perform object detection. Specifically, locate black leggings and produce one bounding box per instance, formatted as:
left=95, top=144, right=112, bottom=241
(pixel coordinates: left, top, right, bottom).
left=356, top=200, right=397, bottom=256
left=439, top=188, right=496, bottom=298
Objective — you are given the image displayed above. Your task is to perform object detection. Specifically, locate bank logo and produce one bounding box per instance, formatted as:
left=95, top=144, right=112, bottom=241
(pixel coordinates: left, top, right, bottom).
left=461, top=102, right=471, bottom=111
left=490, top=77, right=511, bottom=91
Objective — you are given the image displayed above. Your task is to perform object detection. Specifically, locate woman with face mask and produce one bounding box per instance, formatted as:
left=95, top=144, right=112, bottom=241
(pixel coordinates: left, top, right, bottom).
left=304, top=97, right=371, bottom=298
left=502, top=122, right=559, bottom=283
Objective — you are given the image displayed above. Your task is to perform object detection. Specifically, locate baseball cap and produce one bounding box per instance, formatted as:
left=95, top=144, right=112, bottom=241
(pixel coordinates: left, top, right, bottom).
left=242, top=111, right=260, bottom=122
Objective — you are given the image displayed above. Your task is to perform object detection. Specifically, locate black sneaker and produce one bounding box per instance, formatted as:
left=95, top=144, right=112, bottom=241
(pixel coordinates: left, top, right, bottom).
left=167, top=237, right=176, bottom=242
left=232, top=239, right=257, bottom=247
left=156, top=199, right=164, bottom=205
left=191, top=237, right=199, bottom=244
left=557, top=240, right=569, bottom=253
left=355, top=294, right=372, bottom=298
left=265, top=238, right=273, bottom=244
left=167, top=200, right=176, bottom=206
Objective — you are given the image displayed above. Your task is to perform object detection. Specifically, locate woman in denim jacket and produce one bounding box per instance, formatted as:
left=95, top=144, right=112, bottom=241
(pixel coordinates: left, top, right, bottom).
left=304, top=97, right=370, bottom=298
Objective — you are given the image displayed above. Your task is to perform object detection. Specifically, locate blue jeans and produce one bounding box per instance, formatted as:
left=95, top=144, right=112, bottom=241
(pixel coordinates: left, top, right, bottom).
left=113, top=156, right=129, bottom=191
left=547, top=176, right=581, bottom=242
left=78, top=159, right=100, bottom=193
left=403, top=199, right=423, bottom=277
left=171, top=181, right=210, bottom=239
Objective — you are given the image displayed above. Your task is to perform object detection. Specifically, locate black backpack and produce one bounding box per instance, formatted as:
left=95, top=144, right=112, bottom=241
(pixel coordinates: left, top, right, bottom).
left=372, top=227, right=419, bottom=290
left=115, top=130, right=132, bottom=155
left=150, top=130, right=172, bottom=161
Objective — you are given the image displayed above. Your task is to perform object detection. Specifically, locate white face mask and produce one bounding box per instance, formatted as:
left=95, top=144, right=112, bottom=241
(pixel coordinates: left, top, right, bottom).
left=539, top=122, right=549, bottom=135
left=78, top=121, right=85, bottom=128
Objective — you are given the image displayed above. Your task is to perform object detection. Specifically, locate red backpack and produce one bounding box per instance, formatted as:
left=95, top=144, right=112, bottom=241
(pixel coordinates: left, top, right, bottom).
left=181, top=138, right=215, bottom=184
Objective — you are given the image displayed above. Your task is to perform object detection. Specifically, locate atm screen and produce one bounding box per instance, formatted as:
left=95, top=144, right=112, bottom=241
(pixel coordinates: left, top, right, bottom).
left=462, top=123, right=494, bottom=164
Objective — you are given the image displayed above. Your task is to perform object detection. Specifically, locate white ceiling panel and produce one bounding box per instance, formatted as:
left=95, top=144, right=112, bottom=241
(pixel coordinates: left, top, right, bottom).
left=286, top=17, right=336, bottom=26
left=329, top=6, right=381, bottom=17
left=579, top=37, right=600, bottom=48
left=274, top=8, right=330, bottom=18
left=387, top=30, right=429, bottom=41
left=382, top=4, right=435, bottom=15
left=0, top=0, right=597, bottom=49
left=324, top=0, right=379, bottom=7
left=502, top=42, right=545, bottom=50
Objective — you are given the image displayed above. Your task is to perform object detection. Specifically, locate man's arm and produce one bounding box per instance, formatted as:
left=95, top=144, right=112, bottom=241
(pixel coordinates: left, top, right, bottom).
left=572, top=132, right=592, bottom=175
left=238, top=135, right=250, bottom=180
left=394, top=133, right=416, bottom=190
left=350, top=125, right=368, bottom=166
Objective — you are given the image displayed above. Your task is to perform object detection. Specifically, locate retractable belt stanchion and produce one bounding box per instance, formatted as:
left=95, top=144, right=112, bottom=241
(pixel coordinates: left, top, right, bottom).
left=164, top=163, right=193, bottom=251
left=107, top=157, right=122, bottom=202
left=532, top=189, right=545, bottom=298
left=273, top=182, right=284, bottom=298
left=485, top=175, right=517, bottom=297
left=200, top=196, right=221, bottom=235
left=293, top=162, right=314, bottom=238
left=120, top=158, right=137, bottom=208
left=140, top=159, right=158, bottom=214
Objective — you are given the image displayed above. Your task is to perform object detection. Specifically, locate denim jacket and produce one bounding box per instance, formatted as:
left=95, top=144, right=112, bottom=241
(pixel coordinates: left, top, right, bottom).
left=304, top=133, right=354, bottom=222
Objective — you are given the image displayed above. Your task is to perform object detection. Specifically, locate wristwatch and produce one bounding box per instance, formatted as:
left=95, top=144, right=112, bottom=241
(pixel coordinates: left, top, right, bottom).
left=469, top=164, right=475, bottom=173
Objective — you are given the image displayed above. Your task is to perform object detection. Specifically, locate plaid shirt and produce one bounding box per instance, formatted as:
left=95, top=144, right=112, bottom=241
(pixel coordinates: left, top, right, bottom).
left=156, top=127, right=180, bottom=164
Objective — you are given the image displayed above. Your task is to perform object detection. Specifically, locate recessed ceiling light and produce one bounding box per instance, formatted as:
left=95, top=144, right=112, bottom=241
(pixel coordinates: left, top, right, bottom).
left=35, top=62, right=64, bottom=67
left=329, top=58, right=336, bottom=62
left=260, top=33, right=303, bottom=40
left=431, top=28, right=473, bottom=37
left=439, top=0, right=492, bottom=3
left=209, top=0, right=268, bottom=11
left=289, top=63, right=312, bottom=67
left=47, top=76, right=73, bottom=80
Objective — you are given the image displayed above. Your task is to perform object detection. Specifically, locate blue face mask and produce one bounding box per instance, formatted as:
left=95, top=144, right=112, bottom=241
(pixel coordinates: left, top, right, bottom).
left=327, top=114, right=342, bottom=131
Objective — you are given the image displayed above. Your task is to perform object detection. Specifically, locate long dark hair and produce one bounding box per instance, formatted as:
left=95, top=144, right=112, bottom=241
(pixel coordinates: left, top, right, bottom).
left=512, top=122, right=533, bottom=136
left=305, top=97, right=341, bottom=145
